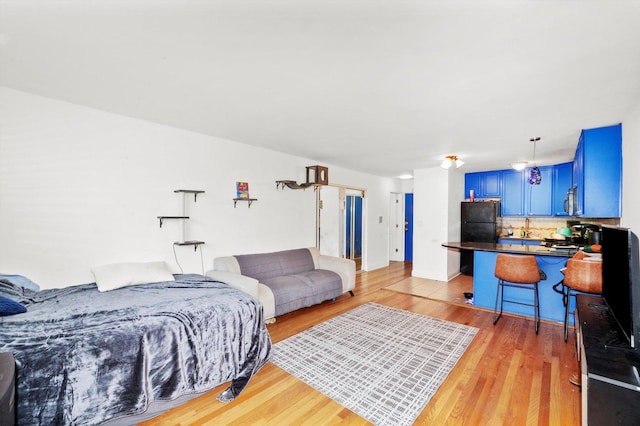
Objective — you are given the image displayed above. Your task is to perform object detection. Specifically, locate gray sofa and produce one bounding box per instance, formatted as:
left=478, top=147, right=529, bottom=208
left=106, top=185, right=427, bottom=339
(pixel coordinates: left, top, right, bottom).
left=206, top=247, right=356, bottom=322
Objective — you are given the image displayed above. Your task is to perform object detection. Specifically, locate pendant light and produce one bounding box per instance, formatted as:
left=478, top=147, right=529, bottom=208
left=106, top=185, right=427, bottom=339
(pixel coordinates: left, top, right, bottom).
left=528, top=137, right=541, bottom=185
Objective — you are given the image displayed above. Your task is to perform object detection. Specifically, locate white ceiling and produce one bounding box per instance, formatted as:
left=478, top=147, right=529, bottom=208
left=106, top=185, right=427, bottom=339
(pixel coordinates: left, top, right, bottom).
left=2, top=0, right=640, bottom=177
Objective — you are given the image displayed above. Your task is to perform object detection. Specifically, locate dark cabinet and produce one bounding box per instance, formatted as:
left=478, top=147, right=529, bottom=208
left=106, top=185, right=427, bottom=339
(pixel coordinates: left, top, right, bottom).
left=573, top=124, right=622, bottom=218
left=552, top=162, right=573, bottom=216
left=576, top=295, right=640, bottom=425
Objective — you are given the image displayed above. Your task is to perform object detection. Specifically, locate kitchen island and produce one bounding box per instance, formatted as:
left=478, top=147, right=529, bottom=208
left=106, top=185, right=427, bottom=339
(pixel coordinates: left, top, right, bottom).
left=442, top=242, right=575, bottom=325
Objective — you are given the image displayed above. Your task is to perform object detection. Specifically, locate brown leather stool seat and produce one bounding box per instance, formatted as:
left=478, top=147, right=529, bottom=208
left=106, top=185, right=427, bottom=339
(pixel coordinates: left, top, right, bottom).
left=493, top=254, right=542, bottom=334
left=561, top=254, right=602, bottom=341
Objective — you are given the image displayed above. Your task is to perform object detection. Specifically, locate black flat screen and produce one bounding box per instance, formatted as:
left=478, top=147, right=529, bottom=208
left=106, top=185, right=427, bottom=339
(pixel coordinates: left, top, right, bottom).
left=601, top=226, right=640, bottom=348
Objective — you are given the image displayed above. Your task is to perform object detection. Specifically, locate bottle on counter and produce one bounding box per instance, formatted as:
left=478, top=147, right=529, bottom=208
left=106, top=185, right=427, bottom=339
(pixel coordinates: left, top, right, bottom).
left=520, top=226, right=526, bottom=237
left=508, top=225, right=513, bottom=236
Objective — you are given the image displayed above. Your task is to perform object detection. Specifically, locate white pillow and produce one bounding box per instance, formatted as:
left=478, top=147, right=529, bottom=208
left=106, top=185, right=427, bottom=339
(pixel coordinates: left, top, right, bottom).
left=92, top=261, right=175, bottom=292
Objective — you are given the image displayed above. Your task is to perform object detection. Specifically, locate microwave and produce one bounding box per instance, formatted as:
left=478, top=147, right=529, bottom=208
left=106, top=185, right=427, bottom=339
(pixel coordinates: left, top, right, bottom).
left=564, top=187, right=577, bottom=216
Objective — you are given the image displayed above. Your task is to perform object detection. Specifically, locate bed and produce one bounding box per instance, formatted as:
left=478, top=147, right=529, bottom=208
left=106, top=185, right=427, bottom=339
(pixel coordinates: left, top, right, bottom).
left=0, top=273, right=272, bottom=425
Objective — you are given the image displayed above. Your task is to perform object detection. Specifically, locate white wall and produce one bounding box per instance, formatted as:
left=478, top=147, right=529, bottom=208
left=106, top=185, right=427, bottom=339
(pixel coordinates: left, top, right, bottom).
left=0, top=87, right=399, bottom=288
left=411, top=166, right=464, bottom=281
left=622, top=99, right=640, bottom=231
left=446, top=168, right=464, bottom=279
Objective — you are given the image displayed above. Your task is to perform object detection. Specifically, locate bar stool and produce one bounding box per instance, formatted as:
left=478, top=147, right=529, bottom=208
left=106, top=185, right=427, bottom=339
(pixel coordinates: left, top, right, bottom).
left=561, top=256, right=602, bottom=341
left=493, top=254, right=542, bottom=334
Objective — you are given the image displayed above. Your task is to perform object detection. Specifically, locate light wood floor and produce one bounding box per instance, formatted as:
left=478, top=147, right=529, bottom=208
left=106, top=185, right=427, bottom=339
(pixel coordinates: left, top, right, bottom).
left=140, top=262, right=581, bottom=425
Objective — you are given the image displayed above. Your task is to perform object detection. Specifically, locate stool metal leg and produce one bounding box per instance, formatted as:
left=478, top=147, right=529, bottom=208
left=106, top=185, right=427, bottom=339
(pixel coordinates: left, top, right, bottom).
left=493, top=279, right=504, bottom=325
left=564, top=288, right=572, bottom=342
left=533, top=282, right=540, bottom=335
left=493, top=278, right=540, bottom=333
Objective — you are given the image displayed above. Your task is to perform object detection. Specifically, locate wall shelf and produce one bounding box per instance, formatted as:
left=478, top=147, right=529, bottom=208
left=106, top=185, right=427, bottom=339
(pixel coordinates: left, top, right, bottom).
left=159, top=189, right=205, bottom=245
left=275, top=180, right=315, bottom=190
left=174, top=240, right=205, bottom=251
left=174, top=189, right=205, bottom=202
left=157, top=216, right=189, bottom=228
left=233, top=198, right=257, bottom=208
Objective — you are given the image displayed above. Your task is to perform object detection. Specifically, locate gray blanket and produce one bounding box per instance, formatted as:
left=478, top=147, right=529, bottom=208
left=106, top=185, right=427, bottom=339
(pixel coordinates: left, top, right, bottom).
left=0, top=274, right=272, bottom=425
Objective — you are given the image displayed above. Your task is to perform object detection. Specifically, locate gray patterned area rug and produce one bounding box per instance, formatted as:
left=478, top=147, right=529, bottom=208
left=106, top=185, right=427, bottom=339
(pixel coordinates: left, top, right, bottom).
left=271, top=302, right=478, bottom=426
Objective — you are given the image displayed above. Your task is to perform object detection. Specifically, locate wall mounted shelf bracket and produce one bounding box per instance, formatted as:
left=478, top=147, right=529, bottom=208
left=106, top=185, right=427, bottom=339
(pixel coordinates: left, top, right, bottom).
left=174, top=189, right=204, bottom=202
left=233, top=198, right=257, bottom=208
left=174, top=240, right=205, bottom=251
left=157, top=216, right=189, bottom=228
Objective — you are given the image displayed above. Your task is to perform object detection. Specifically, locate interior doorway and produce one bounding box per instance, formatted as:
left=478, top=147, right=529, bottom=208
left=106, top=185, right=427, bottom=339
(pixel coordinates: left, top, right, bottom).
left=345, top=194, right=363, bottom=271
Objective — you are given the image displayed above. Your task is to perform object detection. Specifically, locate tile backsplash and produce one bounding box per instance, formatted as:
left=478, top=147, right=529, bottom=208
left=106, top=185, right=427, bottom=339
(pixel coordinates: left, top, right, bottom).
left=498, top=217, right=620, bottom=239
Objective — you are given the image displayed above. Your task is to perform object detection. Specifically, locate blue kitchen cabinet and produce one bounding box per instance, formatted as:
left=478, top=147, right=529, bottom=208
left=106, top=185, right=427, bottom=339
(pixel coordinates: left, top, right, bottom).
left=552, top=162, right=573, bottom=216
left=501, top=170, right=524, bottom=216
left=525, top=165, right=553, bottom=216
left=501, top=166, right=552, bottom=217
left=482, top=171, right=501, bottom=197
left=464, top=173, right=481, bottom=200
left=464, top=171, right=501, bottom=199
left=473, top=251, right=569, bottom=323
left=573, top=124, right=622, bottom=218
left=498, top=238, right=543, bottom=246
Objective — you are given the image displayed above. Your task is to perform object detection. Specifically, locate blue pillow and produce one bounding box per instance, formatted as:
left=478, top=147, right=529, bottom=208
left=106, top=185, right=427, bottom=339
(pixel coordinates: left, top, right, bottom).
left=0, top=295, right=26, bottom=316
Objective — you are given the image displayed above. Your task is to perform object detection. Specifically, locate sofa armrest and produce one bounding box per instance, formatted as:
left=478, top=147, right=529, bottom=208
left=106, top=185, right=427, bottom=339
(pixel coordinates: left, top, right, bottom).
left=213, top=256, right=242, bottom=274
left=205, top=270, right=260, bottom=300
left=318, top=255, right=356, bottom=292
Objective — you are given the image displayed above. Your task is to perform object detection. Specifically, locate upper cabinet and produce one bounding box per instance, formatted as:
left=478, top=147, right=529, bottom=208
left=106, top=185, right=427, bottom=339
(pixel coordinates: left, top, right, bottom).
left=552, top=162, right=573, bottom=216
left=501, top=170, right=525, bottom=216
left=500, top=166, right=553, bottom=216
left=463, top=124, right=622, bottom=218
left=464, top=170, right=501, bottom=199
left=526, top=166, right=553, bottom=216
left=572, top=124, right=622, bottom=218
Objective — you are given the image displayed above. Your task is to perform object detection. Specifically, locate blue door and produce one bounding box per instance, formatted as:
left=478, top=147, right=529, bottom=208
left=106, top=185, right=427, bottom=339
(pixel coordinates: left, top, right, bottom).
left=404, top=193, right=413, bottom=261
left=345, top=195, right=362, bottom=259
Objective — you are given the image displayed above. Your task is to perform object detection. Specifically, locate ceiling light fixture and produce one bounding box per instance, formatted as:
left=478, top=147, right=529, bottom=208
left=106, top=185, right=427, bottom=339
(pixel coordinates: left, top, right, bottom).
left=397, top=174, right=414, bottom=180
left=441, top=155, right=464, bottom=169
left=528, top=137, right=541, bottom=185
left=510, top=161, right=528, bottom=171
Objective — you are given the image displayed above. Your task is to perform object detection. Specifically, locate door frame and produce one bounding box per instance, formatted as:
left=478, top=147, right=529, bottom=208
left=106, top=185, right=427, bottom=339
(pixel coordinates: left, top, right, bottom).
left=389, top=192, right=405, bottom=261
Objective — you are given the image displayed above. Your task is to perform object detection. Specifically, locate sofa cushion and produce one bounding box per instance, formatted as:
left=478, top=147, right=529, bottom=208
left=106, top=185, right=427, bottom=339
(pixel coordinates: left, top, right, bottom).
left=235, top=249, right=315, bottom=282
left=262, top=270, right=342, bottom=317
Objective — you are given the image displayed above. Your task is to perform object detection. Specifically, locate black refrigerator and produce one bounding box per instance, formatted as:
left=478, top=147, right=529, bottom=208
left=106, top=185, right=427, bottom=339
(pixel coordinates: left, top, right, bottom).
left=460, top=201, right=500, bottom=275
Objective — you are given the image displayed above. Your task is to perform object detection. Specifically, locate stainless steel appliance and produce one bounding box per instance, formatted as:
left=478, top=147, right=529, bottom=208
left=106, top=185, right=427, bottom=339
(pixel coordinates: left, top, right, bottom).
left=564, top=186, right=577, bottom=216
left=460, top=201, right=500, bottom=275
